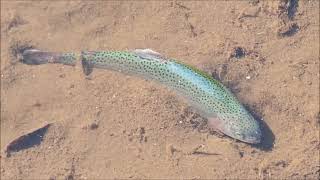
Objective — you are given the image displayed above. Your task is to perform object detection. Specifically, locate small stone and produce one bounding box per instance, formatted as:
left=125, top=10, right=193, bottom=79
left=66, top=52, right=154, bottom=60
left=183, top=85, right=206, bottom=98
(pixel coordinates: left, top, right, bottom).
left=230, top=47, right=246, bottom=59
left=166, top=144, right=176, bottom=156
left=238, top=6, right=261, bottom=19
left=89, top=122, right=99, bottom=130
left=239, top=151, right=244, bottom=158
left=33, top=102, right=41, bottom=107
left=246, top=76, right=251, bottom=80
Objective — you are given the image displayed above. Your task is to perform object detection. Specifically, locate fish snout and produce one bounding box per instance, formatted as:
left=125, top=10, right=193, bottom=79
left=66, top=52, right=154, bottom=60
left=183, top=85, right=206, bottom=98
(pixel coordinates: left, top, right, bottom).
left=242, top=129, right=262, bottom=144
left=208, top=116, right=262, bottom=144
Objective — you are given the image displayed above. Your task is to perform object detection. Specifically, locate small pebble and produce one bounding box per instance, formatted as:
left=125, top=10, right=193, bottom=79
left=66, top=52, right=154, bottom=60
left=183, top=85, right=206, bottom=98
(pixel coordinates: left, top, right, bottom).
left=89, top=123, right=99, bottom=130
left=232, top=47, right=246, bottom=59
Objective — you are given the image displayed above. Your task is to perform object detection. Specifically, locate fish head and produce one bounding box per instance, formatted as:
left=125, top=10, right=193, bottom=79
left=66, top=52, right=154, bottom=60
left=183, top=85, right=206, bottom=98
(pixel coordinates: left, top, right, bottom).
left=208, top=109, right=262, bottom=144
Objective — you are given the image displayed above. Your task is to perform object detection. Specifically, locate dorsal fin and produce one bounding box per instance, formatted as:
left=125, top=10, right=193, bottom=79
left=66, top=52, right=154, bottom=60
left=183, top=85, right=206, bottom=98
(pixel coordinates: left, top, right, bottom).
left=133, top=49, right=167, bottom=62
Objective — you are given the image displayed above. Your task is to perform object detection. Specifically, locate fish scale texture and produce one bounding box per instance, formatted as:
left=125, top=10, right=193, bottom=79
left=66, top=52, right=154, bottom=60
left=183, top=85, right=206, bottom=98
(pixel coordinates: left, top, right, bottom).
left=79, top=50, right=262, bottom=143
left=20, top=48, right=261, bottom=143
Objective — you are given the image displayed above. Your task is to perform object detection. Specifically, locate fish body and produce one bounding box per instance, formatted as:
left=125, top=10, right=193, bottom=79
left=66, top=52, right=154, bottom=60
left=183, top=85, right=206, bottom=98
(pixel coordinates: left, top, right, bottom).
left=22, top=49, right=262, bottom=144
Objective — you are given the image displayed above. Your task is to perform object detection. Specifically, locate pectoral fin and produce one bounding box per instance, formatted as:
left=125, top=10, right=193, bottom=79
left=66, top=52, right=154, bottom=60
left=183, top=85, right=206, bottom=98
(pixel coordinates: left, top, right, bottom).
left=208, top=117, right=224, bottom=132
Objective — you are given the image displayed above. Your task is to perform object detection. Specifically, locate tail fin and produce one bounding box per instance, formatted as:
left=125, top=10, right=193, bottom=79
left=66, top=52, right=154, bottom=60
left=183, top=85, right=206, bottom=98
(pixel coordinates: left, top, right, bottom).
left=21, top=49, right=77, bottom=66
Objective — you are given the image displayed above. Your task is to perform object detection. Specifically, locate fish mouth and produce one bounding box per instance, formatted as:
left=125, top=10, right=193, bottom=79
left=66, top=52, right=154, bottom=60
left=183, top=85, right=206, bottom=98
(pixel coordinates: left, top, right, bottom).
left=207, top=117, right=262, bottom=144
left=238, top=129, right=262, bottom=144
left=241, top=135, right=261, bottom=144
left=220, top=125, right=262, bottom=144
left=222, top=131, right=261, bottom=144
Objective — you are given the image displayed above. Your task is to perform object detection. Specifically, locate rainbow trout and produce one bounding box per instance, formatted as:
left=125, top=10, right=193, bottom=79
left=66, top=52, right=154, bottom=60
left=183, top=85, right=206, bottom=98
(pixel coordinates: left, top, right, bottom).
left=21, top=49, right=262, bottom=144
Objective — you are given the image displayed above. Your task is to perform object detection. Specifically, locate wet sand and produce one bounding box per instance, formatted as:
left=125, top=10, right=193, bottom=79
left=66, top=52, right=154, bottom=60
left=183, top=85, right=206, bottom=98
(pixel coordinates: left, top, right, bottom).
left=1, top=1, right=319, bottom=179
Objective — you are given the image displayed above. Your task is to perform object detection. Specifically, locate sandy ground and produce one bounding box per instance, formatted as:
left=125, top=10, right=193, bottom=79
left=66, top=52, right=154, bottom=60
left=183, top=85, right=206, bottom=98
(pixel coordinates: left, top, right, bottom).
left=1, top=1, right=319, bottom=179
